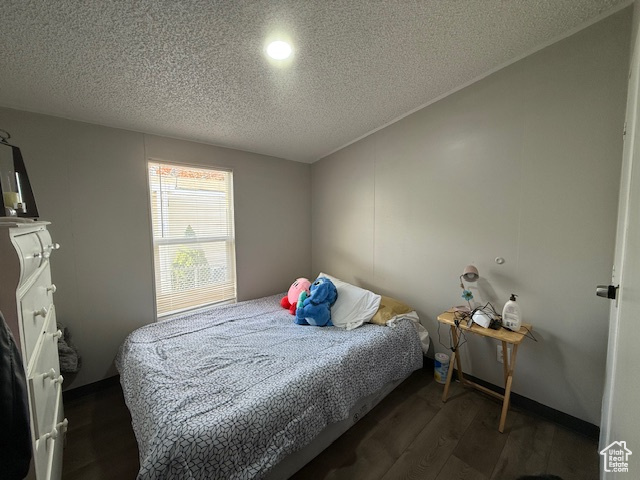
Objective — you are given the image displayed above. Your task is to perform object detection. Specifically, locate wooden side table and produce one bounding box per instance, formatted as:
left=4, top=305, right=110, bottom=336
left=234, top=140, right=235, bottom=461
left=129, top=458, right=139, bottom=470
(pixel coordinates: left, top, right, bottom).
left=437, top=310, right=532, bottom=433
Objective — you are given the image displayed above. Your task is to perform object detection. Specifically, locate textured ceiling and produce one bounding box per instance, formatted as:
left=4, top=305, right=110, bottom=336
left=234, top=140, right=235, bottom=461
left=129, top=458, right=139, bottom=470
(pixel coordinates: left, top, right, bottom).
left=0, top=0, right=630, bottom=163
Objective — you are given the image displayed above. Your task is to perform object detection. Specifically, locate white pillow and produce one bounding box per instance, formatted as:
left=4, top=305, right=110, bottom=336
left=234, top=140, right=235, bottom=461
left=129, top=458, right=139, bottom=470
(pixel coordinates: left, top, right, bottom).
left=318, top=273, right=381, bottom=330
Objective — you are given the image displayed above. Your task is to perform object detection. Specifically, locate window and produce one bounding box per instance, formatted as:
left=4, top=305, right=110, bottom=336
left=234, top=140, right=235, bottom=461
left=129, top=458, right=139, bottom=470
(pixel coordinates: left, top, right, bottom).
left=148, top=161, right=236, bottom=316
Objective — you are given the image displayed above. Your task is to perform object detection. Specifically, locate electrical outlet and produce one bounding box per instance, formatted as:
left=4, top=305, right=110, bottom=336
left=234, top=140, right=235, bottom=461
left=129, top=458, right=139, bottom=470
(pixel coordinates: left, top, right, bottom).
left=497, top=345, right=511, bottom=364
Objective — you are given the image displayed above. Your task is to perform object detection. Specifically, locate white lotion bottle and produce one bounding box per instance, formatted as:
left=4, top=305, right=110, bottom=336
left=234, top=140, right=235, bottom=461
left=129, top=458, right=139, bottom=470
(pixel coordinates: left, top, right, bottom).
left=501, top=294, right=522, bottom=331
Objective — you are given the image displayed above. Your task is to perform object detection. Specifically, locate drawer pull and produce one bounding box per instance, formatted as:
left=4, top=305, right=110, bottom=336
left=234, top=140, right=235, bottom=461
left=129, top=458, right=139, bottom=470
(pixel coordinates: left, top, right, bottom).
left=41, top=369, right=63, bottom=385
left=47, top=284, right=57, bottom=294
left=34, top=307, right=48, bottom=318
left=48, top=243, right=61, bottom=251
left=56, top=418, right=69, bottom=433
left=39, top=427, right=59, bottom=442
left=33, top=251, right=50, bottom=259
left=53, top=330, right=63, bottom=339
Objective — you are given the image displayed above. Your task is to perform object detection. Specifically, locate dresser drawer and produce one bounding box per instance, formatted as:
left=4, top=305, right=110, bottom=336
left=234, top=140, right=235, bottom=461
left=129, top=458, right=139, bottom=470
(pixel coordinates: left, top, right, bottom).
left=28, top=310, right=63, bottom=439
left=49, top=397, right=65, bottom=480
left=20, top=268, right=55, bottom=363
left=33, top=390, right=66, bottom=480
left=13, top=231, right=44, bottom=284
left=36, top=229, right=52, bottom=252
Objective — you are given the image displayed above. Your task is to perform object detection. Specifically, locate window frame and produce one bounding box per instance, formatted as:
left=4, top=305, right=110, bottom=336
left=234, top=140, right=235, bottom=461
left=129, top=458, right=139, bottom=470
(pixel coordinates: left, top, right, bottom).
left=147, top=159, right=237, bottom=318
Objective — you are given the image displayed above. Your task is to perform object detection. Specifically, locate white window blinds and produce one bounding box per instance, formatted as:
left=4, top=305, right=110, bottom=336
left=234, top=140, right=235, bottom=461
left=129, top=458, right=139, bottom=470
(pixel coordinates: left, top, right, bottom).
left=148, top=161, right=236, bottom=316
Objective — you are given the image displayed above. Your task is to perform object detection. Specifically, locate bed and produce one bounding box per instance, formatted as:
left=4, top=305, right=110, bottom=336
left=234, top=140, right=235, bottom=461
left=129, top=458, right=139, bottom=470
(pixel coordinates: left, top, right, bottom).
left=116, top=293, right=425, bottom=479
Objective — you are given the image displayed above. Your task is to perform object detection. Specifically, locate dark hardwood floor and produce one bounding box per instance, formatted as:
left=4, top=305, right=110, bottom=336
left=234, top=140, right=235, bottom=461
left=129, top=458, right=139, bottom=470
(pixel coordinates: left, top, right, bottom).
left=62, top=369, right=599, bottom=480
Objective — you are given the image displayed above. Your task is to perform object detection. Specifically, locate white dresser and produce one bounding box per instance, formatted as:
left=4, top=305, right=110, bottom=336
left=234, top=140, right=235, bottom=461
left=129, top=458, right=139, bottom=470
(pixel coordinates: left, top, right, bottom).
left=0, top=219, right=66, bottom=480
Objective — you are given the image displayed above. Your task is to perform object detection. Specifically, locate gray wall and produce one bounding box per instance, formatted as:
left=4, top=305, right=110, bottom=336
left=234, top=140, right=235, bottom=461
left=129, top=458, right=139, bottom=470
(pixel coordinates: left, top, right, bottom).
left=311, top=9, right=630, bottom=424
left=0, top=108, right=311, bottom=389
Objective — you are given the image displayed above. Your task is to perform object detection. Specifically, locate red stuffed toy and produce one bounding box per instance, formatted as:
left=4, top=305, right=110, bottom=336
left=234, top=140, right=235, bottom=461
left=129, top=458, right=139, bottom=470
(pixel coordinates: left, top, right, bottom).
left=281, top=278, right=311, bottom=315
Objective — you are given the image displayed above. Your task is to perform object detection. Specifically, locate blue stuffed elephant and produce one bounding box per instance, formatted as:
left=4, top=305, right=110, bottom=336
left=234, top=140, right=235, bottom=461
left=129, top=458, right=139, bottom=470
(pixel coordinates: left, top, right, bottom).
left=295, top=277, right=338, bottom=327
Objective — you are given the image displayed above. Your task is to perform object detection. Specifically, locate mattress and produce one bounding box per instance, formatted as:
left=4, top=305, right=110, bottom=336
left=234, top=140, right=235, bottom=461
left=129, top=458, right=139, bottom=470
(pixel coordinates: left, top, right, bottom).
left=116, top=294, right=423, bottom=479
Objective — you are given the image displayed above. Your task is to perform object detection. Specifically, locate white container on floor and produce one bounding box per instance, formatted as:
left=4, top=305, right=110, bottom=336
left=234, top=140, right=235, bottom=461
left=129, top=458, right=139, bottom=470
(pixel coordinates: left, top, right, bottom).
left=434, top=352, right=450, bottom=384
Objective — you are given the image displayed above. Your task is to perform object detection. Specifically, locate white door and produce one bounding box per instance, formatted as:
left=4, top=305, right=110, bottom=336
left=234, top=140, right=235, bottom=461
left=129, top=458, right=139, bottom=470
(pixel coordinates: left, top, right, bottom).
left=599, top=18, right=640, bottom=479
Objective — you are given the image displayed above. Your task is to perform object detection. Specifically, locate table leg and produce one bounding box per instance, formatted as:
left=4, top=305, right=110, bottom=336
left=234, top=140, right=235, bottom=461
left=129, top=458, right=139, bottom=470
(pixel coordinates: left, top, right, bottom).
left=498, top=343, right=519, bottom=433
left=442, top=350, right=456, bottom=402
left=499, top=376, right=512, bottom=433
left=450, top=326, right=464, bottom=382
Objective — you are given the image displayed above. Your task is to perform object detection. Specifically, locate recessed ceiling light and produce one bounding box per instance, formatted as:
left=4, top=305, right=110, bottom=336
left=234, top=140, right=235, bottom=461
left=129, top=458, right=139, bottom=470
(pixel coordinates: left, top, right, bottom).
left=266, top=41, right=292, bottom=60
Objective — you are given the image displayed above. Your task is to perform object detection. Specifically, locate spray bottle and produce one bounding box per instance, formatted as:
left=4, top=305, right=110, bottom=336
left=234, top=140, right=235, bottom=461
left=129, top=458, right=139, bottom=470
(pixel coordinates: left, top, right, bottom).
left=501, top=294, right=522, bottom=331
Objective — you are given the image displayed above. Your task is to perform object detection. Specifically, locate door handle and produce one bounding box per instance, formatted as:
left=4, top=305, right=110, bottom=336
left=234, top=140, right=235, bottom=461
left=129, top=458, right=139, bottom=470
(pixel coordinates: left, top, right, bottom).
left=596, top=285, right=618, bottom=300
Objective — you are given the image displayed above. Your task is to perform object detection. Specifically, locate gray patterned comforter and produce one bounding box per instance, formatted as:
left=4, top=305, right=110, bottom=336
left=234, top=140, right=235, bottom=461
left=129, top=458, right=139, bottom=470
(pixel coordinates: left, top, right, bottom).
left=116, top=294, right=423, bottom=479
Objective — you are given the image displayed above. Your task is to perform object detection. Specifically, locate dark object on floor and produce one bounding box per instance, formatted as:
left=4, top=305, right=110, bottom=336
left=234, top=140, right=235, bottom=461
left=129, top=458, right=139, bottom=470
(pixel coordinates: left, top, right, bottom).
left=0, top=311, right=32, bottom=479
left=517, top=475, right=564, bottom=480
left=57, top=322, right=81, bottom=373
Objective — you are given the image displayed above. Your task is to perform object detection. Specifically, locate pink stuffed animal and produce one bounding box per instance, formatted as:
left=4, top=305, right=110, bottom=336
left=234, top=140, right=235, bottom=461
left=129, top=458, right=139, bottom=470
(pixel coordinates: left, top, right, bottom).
left=280, top=277, right=311, bottom=315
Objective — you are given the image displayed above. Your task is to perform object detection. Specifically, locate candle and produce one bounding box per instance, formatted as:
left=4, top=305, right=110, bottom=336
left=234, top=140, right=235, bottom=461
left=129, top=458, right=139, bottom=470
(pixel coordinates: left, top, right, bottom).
left=3, top=191, right=21, bottom=208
